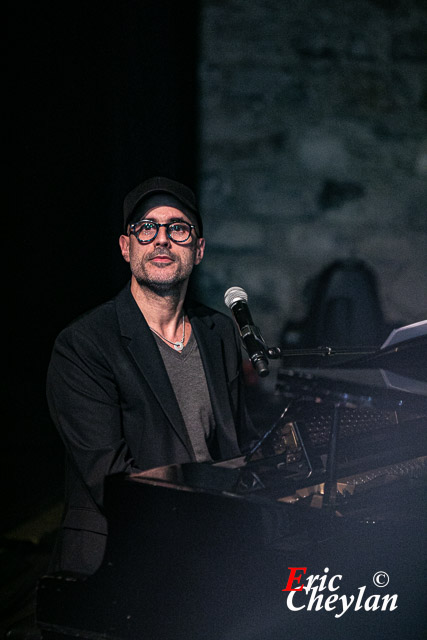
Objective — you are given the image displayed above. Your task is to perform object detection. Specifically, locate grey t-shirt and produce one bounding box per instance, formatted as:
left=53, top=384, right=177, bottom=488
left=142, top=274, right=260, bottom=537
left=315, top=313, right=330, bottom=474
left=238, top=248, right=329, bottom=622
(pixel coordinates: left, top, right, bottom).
left=153, top=331, right=216, bottom=462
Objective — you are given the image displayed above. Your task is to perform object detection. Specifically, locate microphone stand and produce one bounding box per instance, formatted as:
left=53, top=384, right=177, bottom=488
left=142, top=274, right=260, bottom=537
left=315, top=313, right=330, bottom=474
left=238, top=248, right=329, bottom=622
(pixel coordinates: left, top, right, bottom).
left=266, top=345, right=378, bottom=360
left=245, top=329, right=378, bottom=377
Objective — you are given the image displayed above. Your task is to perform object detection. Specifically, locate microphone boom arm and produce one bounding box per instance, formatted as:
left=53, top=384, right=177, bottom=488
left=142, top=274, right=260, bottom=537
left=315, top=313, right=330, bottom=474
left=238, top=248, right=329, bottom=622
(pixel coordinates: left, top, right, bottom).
left=266, top=346, right=378, bottom=359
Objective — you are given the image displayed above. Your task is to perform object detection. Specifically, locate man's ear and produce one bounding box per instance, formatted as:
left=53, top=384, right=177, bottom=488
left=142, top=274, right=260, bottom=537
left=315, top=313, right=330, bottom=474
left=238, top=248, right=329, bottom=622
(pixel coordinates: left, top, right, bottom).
left=119, top=234, right=130, bottom=263
left=194, top=238, right=205, bottom=265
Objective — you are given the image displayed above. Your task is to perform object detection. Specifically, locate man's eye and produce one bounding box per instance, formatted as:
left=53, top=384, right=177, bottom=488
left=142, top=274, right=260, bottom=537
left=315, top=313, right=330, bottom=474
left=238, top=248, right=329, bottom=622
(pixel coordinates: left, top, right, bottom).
left=141, top=222, right=156, bottom=231
left=170, top=224, right=186, bottom=233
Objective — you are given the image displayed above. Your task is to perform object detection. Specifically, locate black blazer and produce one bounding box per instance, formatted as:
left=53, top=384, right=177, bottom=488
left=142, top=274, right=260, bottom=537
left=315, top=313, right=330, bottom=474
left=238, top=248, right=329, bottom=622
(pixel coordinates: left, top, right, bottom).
left=47, top=284, right=255, bottom=573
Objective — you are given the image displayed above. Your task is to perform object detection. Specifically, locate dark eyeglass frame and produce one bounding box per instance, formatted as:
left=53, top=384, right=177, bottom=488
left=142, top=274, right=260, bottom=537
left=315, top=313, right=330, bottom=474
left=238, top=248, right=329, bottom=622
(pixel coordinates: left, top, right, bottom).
left=129, top=219, right=198, bottom=244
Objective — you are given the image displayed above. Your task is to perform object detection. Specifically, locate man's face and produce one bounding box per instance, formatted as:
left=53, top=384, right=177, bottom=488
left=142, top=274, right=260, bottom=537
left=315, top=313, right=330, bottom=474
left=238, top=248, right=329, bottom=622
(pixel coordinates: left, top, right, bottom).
left=119, top=206, right=205, bottom=294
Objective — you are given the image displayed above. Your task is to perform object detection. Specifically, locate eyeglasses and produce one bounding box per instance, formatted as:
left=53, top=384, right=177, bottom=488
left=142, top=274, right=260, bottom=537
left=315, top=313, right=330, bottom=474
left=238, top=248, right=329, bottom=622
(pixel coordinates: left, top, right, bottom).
left=129, top=219, right=197, bottom=244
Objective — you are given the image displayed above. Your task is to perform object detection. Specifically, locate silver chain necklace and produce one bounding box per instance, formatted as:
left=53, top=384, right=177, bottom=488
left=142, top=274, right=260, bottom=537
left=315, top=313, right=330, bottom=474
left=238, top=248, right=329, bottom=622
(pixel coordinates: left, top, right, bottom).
left=150, top=315, right=185, bottom=352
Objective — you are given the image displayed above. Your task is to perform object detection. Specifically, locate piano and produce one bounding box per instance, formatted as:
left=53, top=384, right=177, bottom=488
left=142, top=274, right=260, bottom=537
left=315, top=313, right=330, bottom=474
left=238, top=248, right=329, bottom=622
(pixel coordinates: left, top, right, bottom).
left=36, top=332, right=427, bottom=640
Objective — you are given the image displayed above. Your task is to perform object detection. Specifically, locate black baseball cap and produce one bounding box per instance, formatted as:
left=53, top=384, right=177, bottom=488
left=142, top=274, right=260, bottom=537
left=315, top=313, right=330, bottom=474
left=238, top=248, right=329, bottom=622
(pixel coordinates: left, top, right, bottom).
left=123, top=176, right=203, bottom=237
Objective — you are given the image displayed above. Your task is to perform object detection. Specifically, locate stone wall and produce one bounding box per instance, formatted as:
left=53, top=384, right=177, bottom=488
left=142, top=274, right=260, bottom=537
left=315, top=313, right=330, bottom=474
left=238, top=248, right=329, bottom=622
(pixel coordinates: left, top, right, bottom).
left=196, top=0, right=427, bottom=354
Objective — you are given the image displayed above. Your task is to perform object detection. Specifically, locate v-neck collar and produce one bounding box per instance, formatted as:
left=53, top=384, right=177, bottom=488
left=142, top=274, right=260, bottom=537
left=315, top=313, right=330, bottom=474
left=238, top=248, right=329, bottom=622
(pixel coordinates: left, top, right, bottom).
left=153, top=330, right=197, bottom=362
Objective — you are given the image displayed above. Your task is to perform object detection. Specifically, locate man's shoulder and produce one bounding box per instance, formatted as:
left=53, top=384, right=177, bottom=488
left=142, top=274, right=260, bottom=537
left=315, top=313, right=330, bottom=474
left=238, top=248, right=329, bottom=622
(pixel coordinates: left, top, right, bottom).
left=55, top=285, right=130, bottom=341
left=188, top=299, right=231, bottom=322
left=187, top=299, right=237, bottom=336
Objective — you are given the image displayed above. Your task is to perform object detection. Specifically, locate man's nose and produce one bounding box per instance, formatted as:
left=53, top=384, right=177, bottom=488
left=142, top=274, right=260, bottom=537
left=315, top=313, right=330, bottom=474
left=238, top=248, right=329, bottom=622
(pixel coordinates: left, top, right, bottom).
left=154, top=225, right=171, bottom=245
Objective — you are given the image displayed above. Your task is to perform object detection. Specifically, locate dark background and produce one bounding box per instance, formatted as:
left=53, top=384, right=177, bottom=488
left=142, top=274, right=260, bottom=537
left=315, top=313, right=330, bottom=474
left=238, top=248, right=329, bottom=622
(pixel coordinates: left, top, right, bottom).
left=7, top=0, right=200, bottom=530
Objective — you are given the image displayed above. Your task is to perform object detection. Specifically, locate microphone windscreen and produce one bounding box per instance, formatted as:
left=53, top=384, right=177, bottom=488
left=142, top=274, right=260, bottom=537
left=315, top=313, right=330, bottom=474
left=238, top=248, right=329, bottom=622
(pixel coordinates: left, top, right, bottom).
left=224, top=286, right=248, bottom=309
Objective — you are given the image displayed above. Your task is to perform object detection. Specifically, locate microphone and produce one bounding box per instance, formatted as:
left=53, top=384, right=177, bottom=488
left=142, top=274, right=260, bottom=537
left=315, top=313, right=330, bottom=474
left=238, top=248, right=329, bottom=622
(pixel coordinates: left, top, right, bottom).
left=224, top=286, right=269, bottom=377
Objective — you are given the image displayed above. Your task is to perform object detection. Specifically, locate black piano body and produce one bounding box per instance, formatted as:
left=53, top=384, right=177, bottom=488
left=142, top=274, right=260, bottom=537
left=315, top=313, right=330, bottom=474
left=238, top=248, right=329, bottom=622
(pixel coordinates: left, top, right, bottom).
left=36, top=335, right=427, bottom=640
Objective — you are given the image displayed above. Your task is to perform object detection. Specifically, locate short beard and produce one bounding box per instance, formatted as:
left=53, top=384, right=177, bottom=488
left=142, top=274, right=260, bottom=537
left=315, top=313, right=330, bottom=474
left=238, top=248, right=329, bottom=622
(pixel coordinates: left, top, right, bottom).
left=129, top=243, right=198, bottom=299
left=134, top=274, right=185, bottom=299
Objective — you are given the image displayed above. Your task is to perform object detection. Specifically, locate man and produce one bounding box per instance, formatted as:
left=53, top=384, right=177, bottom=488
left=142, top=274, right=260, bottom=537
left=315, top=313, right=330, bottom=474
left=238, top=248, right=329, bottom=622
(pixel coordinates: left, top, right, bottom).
left=46, top=176, right=256, bottom=575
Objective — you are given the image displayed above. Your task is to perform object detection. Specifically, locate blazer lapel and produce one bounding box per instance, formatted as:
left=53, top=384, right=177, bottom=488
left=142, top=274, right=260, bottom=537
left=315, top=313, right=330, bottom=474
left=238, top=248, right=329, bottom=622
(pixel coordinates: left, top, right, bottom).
left=189, top=309, right=241, bottom=457
left=115, top=285, right=194, bottom=457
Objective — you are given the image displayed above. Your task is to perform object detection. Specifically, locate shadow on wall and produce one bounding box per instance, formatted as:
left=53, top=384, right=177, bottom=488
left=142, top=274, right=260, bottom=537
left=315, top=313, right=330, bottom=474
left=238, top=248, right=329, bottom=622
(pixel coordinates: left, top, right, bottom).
left=280, top=259, right=393, bottom=350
